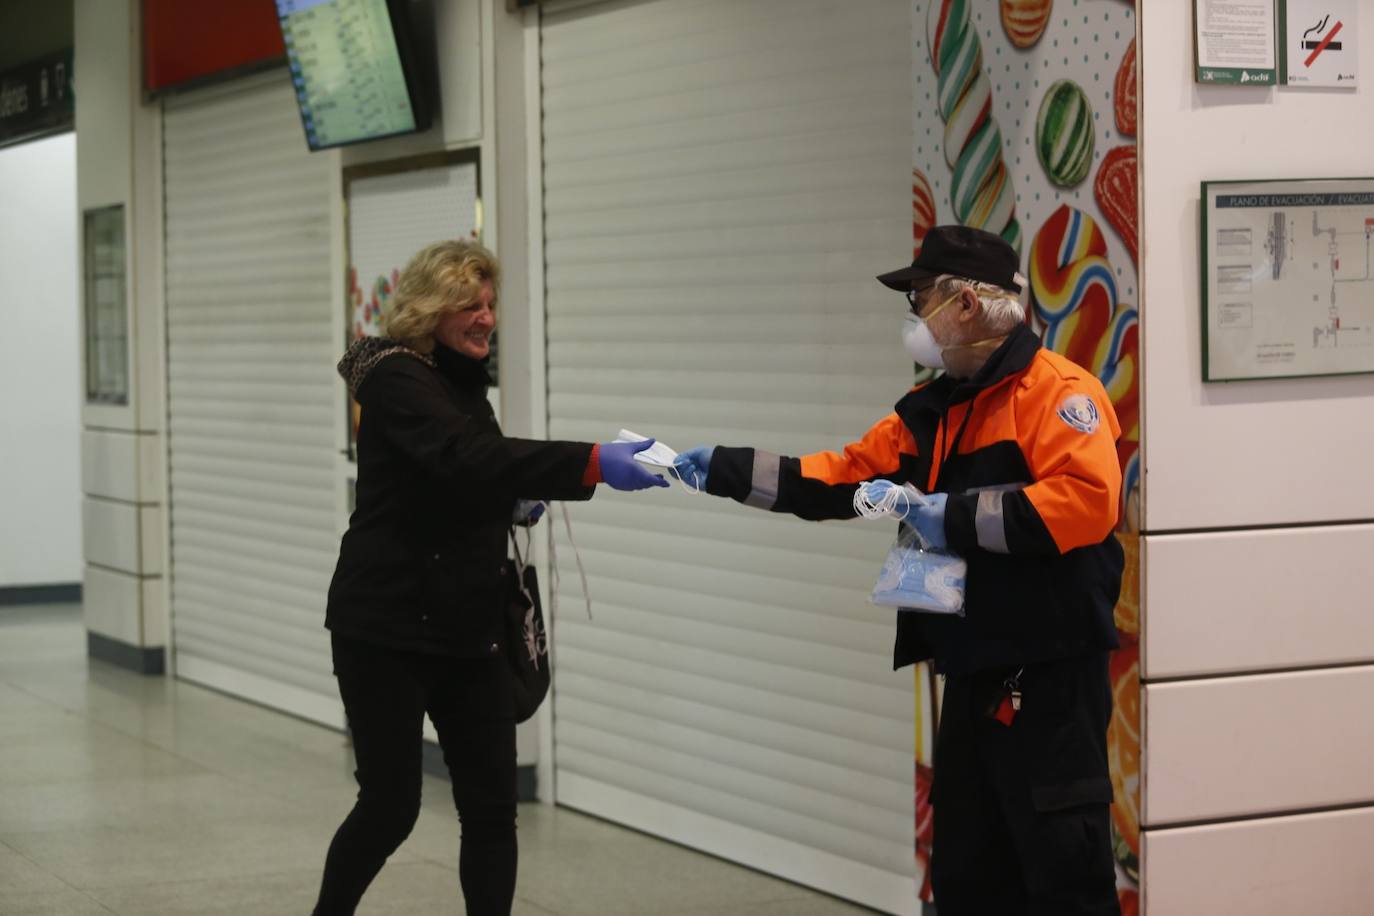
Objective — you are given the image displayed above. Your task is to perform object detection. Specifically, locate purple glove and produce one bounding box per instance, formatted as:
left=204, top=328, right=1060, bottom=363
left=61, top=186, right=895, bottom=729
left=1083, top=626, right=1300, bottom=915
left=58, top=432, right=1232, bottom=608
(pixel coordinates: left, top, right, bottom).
left=598, top=439, right=670, bottom=491
left=514, top=499, right=546, bottom=527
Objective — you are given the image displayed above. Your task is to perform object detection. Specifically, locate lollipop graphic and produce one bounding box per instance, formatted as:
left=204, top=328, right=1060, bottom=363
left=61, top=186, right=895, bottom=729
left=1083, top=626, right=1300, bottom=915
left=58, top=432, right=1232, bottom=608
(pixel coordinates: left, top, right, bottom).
left=927, top=0, right=1022, bottom=252
left=1030, top=205, right=1140, bottom=522
left=913, top=168, right=937, bottom=258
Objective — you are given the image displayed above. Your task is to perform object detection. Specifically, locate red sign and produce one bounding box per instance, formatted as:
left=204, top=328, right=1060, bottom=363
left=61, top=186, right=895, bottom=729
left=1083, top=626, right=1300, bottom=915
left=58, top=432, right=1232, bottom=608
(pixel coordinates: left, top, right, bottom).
left=143, top=0, right=285, bottom=94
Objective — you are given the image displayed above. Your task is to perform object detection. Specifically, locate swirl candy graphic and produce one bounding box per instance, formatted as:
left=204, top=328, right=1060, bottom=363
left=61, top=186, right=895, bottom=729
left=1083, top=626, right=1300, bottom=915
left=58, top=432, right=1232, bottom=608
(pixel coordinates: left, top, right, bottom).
left=914, top=761, right=934, bottom=901
left=1030, top=205, right=1140, bottom=519
left=909, top=169, right=941, bottom=387
left=1001, top=0, right=1053, bottom=49
left=1031, top=212, right=1142, bottom=901
left=1030, top=205, right=1117, bottom=330
left=1107, top=637, right=1141, bottom=880
left=927, top=0, right=1022, bottom=252
left=912, top=168, right=937, bottom=258
left=1036, top=79, right=1095, bottom=188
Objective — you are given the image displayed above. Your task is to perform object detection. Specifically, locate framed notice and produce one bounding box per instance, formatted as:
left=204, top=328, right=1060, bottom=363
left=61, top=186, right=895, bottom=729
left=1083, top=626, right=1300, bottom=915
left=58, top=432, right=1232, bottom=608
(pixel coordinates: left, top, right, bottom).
left=1280, top=0, right=1358, bottom=87
left=82, top=205, right=130, bottom=405
left=1194, top=0, right=1278, bottom=85
left=1202, top=178, right=1374, bottom=381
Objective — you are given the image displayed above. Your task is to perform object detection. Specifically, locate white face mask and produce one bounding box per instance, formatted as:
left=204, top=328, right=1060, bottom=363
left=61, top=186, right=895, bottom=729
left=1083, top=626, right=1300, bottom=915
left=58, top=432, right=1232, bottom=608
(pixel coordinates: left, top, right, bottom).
left=902, top=291, right=960, bottom=370
left=903, top=314, right=946, bottom=369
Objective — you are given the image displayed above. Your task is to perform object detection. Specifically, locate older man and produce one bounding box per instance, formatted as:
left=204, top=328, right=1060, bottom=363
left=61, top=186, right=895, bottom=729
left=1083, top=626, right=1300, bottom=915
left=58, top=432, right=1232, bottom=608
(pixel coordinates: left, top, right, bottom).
left=674, top=225, right=1124, bottom=915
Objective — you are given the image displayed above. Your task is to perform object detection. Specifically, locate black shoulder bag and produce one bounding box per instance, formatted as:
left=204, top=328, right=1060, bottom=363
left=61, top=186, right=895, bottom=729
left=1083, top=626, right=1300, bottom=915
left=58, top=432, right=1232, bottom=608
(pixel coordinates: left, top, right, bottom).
left=504, top=527, right=550, bottom=723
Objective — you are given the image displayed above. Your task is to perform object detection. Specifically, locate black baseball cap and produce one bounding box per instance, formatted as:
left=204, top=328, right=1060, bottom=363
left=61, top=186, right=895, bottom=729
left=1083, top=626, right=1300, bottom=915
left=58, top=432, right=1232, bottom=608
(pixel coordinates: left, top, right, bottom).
left=876, top=225, right=1025, bottom=295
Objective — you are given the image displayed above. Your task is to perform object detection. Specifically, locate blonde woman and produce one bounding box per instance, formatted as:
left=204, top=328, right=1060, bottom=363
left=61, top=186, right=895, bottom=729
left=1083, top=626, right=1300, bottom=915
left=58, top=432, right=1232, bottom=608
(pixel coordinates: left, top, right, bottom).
left=314, top=241, right=665, bottom=915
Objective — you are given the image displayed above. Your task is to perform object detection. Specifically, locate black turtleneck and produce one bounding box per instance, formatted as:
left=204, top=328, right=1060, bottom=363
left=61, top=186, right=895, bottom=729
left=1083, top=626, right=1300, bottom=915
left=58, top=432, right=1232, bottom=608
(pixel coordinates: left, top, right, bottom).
left=431, top=342, right=495, bottom=392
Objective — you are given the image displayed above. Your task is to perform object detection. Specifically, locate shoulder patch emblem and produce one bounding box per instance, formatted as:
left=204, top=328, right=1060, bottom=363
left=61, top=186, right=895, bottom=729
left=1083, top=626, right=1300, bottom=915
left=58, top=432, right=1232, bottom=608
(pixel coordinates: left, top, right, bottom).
left=1057, top=394, right=1101, bottom=434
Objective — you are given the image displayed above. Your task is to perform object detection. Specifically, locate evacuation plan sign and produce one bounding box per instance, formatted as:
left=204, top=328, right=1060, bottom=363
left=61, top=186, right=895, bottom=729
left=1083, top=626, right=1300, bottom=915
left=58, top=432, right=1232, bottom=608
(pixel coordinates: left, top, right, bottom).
left=1280, top=0, right=1359, bottom=87
left=1203, top=179, right=1374, bottom=381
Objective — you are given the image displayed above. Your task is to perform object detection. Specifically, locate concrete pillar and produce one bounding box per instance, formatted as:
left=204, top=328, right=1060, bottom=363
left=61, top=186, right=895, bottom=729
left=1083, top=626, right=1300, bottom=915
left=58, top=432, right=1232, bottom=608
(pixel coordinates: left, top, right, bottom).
left=74, top=0, right=167, bottom=673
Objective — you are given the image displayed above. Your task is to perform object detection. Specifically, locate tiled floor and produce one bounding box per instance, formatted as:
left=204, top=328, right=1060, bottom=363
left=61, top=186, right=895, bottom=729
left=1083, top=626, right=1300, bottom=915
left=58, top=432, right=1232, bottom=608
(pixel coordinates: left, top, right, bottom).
left=0, top=604, right=877, bottom=916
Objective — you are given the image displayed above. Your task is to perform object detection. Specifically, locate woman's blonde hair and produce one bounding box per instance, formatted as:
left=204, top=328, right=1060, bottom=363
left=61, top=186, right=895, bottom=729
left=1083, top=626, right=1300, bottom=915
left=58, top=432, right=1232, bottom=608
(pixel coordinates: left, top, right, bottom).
left=382, top=240, right=500, bottom=353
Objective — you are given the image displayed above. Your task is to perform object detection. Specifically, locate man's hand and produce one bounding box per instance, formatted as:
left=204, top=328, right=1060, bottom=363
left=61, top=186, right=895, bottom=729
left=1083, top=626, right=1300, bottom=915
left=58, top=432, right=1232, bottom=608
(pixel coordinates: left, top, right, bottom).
left=672, top=446, right=716, bottom=491
left=909, top=492, right=948, bottom=550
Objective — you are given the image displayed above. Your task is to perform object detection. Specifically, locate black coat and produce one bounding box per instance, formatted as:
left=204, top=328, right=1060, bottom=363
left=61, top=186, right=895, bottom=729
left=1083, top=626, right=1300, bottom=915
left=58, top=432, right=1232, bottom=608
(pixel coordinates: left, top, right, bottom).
left=326, top=338, right=595, bottom=658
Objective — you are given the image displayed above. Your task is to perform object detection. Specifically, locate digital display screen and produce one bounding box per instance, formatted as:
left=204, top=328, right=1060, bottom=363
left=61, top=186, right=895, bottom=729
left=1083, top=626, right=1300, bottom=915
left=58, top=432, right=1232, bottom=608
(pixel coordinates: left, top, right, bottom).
left=275, top=0, right=418, bottom=149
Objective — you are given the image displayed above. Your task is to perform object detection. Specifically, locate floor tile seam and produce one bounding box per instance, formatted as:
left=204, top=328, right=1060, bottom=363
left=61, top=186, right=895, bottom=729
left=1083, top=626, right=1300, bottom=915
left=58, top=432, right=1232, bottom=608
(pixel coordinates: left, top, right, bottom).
left=0, top=833, right=120, bottom=913
left=514, top=886, right=821, bottom=914
left=0, top=810, right=404, bottom=844
left=0, top=680, right=206, bottom=771
left=48, top=708, right=352, bottom=811
left=2, top=667, right=289, bottom=771
left=73, top=864, right=327, bottom=897
left=3, top=648, right=349, bottom=806
left=513, top=895, right=563, bottom=916
left=0, top=889, right=119, bottom=915
left=75, top=887, right=123, bottom=915
left=0, top=806, right=343, bottom=838
left=0, top=679, right=97, bottom=720
left=408, top=852, right=574, bottom=916
left=81, top=696, right=360, bottom=801
left=121, top=758, right=347, bottom=816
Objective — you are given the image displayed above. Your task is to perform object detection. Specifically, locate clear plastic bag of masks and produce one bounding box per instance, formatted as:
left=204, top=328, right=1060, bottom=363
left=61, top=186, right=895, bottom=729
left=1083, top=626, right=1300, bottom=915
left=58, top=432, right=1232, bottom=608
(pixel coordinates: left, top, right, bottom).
left=870, top=524, right=967, bottom=615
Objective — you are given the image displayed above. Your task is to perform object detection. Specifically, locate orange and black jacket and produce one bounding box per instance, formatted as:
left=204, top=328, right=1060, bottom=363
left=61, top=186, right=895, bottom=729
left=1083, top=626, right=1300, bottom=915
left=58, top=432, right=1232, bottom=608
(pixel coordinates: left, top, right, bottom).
left=704, top=325, right=1124, bottom=675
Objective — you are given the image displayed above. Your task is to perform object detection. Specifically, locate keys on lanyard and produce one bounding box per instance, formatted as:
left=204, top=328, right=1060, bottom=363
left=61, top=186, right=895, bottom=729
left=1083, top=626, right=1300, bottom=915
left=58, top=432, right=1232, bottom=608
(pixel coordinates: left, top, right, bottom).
left=992, top=667, right=1024, bottom=726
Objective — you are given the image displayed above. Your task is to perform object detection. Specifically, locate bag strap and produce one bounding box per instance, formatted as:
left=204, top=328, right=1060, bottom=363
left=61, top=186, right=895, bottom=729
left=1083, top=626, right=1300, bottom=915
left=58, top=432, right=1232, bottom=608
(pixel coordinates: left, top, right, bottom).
left=509, top=525, right=535, bottom=608
left=547, top=504, right=594, bottom=622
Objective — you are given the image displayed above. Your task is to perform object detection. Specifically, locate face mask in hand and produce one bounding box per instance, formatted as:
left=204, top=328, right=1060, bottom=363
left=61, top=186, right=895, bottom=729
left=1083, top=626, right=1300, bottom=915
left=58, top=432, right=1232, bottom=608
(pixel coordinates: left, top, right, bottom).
left=902, top=292, right=960, bottom=370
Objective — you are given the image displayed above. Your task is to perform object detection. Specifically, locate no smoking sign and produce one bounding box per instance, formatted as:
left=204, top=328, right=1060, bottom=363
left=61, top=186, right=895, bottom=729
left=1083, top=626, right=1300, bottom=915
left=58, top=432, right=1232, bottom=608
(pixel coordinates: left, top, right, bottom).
left=1282, top=0, right=1359, bottom=87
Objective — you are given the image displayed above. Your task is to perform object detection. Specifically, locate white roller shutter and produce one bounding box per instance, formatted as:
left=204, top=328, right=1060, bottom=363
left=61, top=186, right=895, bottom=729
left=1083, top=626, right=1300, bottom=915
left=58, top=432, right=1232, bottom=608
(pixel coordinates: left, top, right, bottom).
left=163, top=72, right=342, bottom=727
left=540, top=2, right=919, bottom=912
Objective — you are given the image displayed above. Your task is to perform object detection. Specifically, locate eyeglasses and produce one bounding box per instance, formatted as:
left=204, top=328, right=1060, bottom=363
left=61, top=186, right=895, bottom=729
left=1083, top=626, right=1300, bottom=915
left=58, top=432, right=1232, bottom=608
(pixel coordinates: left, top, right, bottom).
left=905, top=280, right=939, bottom=314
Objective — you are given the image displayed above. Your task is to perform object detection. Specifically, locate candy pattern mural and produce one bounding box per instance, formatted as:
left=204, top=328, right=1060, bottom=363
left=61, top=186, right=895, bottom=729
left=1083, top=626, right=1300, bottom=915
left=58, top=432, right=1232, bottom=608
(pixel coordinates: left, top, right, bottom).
left=911, top=1, right=1140, bottom=911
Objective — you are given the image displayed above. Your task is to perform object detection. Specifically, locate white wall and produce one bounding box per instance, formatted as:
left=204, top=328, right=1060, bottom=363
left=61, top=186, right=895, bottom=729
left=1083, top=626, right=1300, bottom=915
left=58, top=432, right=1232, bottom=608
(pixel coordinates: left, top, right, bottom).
left=1141, top=12, right=1374, bottom=531
left=1139, top=4, right=1374, bottom=913
left=0, top=133, right=82, bottom=587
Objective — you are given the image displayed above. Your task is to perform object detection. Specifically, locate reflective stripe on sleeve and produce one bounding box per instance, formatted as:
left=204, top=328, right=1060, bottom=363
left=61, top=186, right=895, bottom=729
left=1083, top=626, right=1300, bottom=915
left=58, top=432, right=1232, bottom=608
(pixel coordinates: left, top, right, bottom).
left=975, top=489, right=1010, bottom=553
left=745, top=451, right=781, bottom=509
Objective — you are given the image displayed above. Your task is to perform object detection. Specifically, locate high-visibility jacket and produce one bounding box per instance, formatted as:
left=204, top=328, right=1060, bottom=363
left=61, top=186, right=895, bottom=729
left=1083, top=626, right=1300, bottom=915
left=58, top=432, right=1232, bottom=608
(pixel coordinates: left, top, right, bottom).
left=705, top=325, right=1124, bottom=674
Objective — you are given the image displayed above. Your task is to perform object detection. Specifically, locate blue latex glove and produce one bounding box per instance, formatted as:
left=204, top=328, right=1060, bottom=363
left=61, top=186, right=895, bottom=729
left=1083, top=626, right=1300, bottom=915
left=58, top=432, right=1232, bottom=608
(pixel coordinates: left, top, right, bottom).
left=513, top=499, right=545, bottom=527
left=909, top=492, right=949, bottom=551
left=672, top=446, right=716, bottom=491
left=598, top=438, right=670, bottom=491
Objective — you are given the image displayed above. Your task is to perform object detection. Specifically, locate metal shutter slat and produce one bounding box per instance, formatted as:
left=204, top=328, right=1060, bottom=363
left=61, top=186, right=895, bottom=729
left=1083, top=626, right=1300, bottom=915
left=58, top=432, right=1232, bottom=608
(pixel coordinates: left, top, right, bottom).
left=164, top=72, right=337, bottom=725
left=543, top=2, right=916, bottom=912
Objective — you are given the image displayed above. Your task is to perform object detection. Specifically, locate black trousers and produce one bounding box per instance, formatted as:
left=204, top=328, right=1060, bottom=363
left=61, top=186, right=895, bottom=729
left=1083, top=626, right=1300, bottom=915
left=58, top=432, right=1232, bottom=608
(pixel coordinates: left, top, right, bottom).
left=930, top=652, right=1121, bottom=916
left=313, top=634, right=518, bottom=916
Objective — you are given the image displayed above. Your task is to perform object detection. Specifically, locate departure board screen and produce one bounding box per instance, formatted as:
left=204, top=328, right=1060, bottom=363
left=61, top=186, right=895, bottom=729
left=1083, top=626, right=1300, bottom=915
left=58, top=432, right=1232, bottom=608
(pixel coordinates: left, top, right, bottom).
left=276, top=0, right=420, bottom=150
